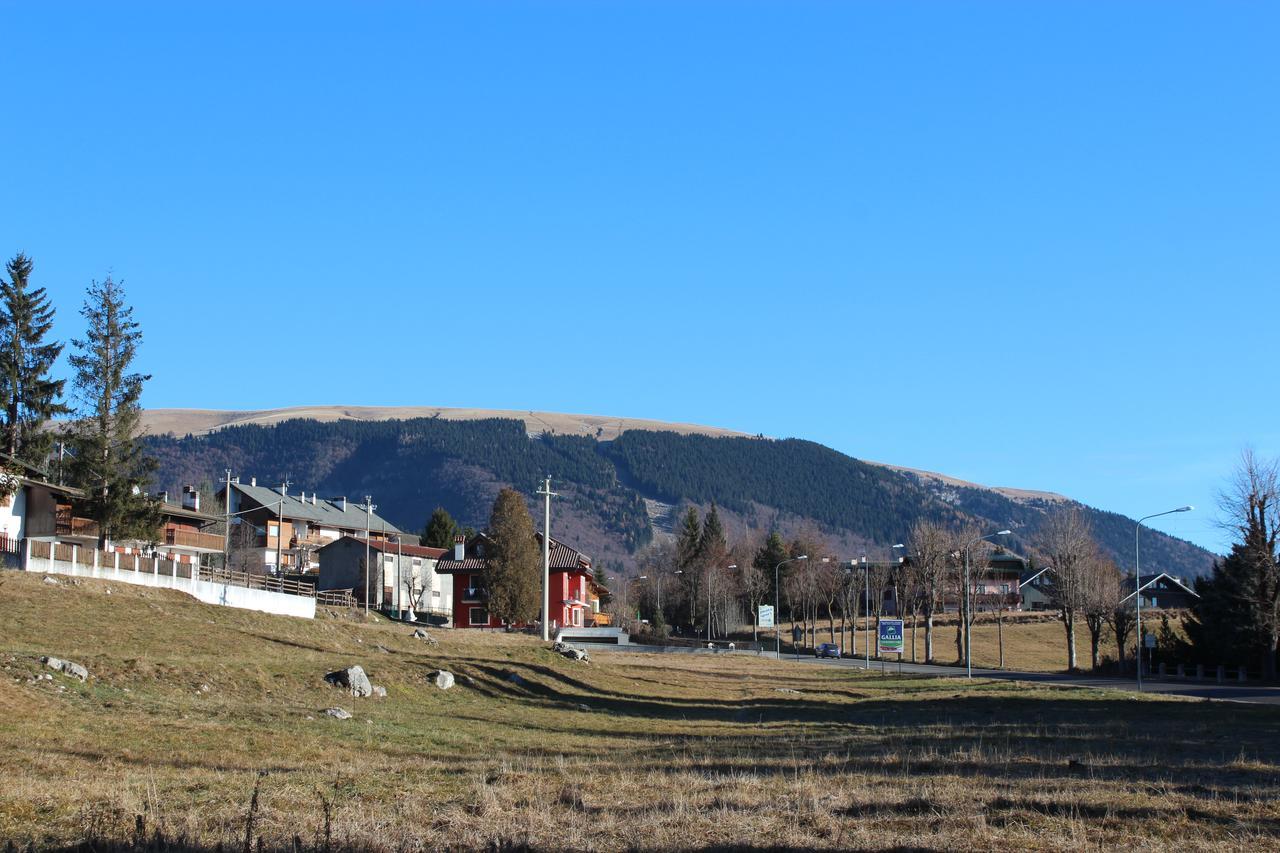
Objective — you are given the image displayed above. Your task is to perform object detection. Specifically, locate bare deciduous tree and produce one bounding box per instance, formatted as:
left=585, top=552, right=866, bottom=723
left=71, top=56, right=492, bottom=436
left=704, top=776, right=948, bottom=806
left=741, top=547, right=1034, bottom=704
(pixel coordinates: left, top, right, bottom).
left=1035, top=508, right=1100, bottom=672
left=1082, top=558, right=1123, bottom=670
left=908, top=519, right=951, bottom=663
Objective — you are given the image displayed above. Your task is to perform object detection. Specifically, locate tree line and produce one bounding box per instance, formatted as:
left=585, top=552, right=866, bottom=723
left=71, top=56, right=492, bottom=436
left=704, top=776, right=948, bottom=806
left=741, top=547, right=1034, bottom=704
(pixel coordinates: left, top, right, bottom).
left=0, top=253, right=157, bottom=545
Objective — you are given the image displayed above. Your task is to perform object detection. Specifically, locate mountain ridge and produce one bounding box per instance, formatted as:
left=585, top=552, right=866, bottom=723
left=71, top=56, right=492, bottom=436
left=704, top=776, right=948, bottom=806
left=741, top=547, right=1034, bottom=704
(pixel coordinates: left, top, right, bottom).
left=141, top=405, right=1070, bottom=506
left=141, top=408, right=1218, bottom=579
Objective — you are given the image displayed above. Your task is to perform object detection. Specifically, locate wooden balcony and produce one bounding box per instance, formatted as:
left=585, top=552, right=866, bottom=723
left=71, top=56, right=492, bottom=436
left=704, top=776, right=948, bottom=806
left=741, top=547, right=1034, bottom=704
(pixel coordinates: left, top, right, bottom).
left=55, top=512, right=100, bottom=540
left=164, top=528, right=225, bottom=551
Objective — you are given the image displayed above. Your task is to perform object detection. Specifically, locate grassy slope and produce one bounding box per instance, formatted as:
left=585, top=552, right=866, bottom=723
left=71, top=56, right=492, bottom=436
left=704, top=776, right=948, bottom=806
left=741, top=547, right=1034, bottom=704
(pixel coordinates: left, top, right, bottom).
left=1, top=572, right=1278, bottom=851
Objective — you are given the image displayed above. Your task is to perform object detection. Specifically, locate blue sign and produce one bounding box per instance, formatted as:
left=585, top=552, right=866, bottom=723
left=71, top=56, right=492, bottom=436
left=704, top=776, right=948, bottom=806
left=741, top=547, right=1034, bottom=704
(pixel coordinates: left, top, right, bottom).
left=877, top=619, right=905, bottom=654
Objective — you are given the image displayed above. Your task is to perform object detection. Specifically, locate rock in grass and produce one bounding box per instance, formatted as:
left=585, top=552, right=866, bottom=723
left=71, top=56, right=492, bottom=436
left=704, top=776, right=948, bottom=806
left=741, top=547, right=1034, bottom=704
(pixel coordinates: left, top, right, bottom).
left=42, top=656, right=88, bottom=682
left=325, top=665, right=373, bottom=697
left=372, top=685, right=387, bottom=698
left=411, top=628, right=438, bottom=645
left=325, top=707, right=352, bottom=720
left=430, top=670, right=454, bottom=690
left=42, top=576, right=59, bottom=586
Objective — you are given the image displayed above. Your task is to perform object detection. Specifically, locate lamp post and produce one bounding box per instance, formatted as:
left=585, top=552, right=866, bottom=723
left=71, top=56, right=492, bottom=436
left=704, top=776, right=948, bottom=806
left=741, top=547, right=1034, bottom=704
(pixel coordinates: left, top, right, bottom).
left=1135, top=506, right=1193, bottom=691
left=963, top=530, right=1012, bottom=679
left=638, top=569, right=682, bottom=630
left=775, top=555, right=807, bottom=659
left=708, top=564, right=737, bottom=643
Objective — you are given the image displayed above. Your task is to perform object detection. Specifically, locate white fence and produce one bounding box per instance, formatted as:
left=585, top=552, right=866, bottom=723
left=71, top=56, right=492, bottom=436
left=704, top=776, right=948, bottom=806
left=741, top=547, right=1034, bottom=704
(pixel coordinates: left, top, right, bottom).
left=21, top=539, right=316, bottom=620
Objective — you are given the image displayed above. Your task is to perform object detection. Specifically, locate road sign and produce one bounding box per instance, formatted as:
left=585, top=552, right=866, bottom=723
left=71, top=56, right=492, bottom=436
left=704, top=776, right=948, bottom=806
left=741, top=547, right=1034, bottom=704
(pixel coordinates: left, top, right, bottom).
left=878, top=619, right=905, bottom=654
left=758, top=604, right=775, bottom=628
left=1144, top=633, right=1156, bottom=649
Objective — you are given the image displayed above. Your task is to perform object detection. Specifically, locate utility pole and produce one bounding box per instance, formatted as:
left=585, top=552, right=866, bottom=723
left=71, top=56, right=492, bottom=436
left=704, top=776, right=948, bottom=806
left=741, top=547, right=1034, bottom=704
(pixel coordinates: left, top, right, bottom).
left=365, top=495, right=373, bottom=615
left=223, top=469, right=232, bottom=573
left=536, top=477, right=557, bottom=641
left=275, top=480, right=289, bottom=578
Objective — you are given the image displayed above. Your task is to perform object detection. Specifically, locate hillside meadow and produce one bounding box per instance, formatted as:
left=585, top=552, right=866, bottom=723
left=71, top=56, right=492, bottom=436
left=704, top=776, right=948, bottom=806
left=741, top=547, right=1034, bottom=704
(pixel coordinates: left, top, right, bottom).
left=1, top=572, right=1278, bottom=851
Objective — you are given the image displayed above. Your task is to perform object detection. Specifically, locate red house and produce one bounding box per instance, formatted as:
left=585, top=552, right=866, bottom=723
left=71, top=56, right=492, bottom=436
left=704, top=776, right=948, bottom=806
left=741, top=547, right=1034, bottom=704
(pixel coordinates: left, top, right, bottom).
left=434, top=532, right=595, bottom=630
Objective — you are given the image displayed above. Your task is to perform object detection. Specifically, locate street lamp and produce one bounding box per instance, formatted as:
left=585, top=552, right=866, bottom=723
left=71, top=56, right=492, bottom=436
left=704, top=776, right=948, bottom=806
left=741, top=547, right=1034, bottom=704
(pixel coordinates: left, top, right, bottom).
left=638, top=569, right=682, bottom=629
left=1135, top=506, right=1193, bottom=691
left=775, top=556, right=807, bottom=659
left=857, top=546, right=903, bottom=669
left=963, top=530, right=1011, bottom=679
left=711, top=563, right=742, bottom=637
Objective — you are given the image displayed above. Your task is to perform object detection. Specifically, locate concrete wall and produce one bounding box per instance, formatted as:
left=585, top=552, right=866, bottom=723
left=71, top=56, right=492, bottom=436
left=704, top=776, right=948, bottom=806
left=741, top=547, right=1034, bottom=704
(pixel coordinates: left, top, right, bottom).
left=23, top=543, right=316, bottom=620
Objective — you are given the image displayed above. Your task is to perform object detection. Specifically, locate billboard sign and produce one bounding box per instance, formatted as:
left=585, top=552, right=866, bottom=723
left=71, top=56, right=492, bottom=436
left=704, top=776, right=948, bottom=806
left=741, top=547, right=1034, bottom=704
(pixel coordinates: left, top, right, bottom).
left=878, top=619, right=905, bottom=655
left=758, top=604, right=775, bottom=628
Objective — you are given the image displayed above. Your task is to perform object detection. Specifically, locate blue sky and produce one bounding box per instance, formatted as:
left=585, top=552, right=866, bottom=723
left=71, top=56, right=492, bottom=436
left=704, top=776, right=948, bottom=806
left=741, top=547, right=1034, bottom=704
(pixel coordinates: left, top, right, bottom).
left=2, top=2, right=1277, bottom=553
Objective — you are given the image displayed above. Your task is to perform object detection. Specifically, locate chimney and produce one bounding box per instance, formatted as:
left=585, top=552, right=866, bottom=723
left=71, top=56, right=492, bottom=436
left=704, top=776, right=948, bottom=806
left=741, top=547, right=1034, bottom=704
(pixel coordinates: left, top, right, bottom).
left=182, top=485, right=199, bottom=512
left=250, top=477, right=256, bottom=487
left=334, top=496, right=347, bottom=512
left=311, top=494, right=317, bottom=505
left=298, top=491, right=305, bottom=504
left=156, top=490, right=169, bottom=505
left=453, top=534, right=466, bottom=562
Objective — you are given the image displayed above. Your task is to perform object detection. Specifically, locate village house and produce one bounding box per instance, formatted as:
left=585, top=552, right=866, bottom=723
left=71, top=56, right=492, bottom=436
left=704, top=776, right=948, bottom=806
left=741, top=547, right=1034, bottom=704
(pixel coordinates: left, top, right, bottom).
left=0, top=456, right=220, bottom=566
left=110, top=486, right=223, bottom=566
left=1020, top=566, right=1054, bottom=611
left=317, top=535, right=452, bottom=620
left=972, top=550, right=1027, bottom=612
left=218, top=478, right=402, bottom=574
left=434, top=532, right=598, bottom=630
left=1123, top=572, right=1199, bottom=610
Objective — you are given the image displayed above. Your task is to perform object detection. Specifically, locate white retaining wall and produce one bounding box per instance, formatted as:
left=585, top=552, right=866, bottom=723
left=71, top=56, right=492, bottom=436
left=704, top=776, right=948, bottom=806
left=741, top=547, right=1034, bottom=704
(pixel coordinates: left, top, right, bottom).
left=23, top=543, right=316, bottom=619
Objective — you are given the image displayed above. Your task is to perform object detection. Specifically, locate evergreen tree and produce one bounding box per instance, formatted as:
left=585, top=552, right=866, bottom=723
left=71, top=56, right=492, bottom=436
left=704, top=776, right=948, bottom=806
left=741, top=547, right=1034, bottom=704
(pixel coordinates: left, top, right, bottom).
left=754, top=530, right=790, bottom=602
left=65, top=276, right=158, bottom=547
left=698, top=502, right=727, bottom=563
left=0, top=253, right=67, bottom=469
left=485, top=488, right=541, bottom=623
left=420, top=506, right=458, bottom=548
left=1182, top=452, right=1280, bottom=678
left=676, top=506, right=701, bottom=571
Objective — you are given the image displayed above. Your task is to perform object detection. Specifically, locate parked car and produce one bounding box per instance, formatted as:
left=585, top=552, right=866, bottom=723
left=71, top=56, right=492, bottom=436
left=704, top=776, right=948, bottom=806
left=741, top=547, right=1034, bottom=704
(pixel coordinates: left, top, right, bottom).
left=815, top=642, right=841, bottom=658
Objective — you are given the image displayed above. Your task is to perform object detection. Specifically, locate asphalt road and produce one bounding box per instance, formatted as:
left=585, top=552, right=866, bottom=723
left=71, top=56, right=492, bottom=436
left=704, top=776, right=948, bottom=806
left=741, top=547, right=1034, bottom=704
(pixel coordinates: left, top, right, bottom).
left=797, top=653, right=1280, bottom=705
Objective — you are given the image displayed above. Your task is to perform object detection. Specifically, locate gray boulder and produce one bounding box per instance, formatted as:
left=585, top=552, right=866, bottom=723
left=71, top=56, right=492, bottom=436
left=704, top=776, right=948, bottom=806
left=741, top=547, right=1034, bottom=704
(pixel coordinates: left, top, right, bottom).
left=430, top=670, right=455, bottom=690
left=325, top=707, right=352, bottom=720
left=42, top=656, right=88, bottom=682
left=411, top=628, right=438, bottom=645
left=325, top=665, right=373, bottom=697
left=371, top=685, right=387, bottom=698
left=42, top=576, right=59, bottom=586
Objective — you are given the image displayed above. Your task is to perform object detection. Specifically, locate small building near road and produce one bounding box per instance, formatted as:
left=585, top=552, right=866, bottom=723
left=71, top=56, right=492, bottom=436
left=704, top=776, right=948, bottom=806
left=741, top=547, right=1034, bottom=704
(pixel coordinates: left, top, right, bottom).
left=1124, top=572, right=1199, bottom=610
left=317, top=535, right=451, bottom=620
left=1020, top=566, right=1055, bottom=611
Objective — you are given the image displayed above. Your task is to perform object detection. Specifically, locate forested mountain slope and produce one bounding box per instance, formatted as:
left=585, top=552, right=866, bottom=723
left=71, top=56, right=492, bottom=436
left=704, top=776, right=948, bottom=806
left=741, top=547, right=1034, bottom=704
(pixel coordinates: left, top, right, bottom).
left=145, top=416, right=1217, bottom=577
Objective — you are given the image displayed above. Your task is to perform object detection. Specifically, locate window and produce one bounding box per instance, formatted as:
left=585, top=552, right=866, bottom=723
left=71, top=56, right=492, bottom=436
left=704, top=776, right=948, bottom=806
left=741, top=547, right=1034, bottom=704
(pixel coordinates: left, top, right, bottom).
left=572, top=608, right=583, bottom=627
left=469, top=607, right=489, bottom=626
left=412, top=557, right=421, bottom=567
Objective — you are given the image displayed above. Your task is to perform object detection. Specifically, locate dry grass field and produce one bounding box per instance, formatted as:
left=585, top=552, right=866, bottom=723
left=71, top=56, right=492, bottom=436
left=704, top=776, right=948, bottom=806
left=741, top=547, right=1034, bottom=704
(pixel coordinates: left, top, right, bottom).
left=788, top=612, right=1129, bottom=673
left=2, top=571, right=1278, bottom=851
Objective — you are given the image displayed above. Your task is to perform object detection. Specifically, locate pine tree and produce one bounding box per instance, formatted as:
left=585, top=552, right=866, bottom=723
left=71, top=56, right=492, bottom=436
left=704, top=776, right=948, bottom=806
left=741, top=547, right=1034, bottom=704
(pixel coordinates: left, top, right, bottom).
left=485, top=488, right=541, bottom=623
left=698, top=502, right=727, bottom=563
left=65, top=276, right=158, bottom=547
left=0, top=253, right=67, bottom=469
left=754, top=530, right=790, bottom=601
left=676, top=506, right=701, bottom=571
left=420, top=506, right=458, bottom=548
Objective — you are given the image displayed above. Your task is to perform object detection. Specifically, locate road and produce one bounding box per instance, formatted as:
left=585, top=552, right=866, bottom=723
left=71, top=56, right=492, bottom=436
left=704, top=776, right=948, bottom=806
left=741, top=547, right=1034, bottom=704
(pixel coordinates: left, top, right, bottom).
left=798, top=653, right=1280, bottom=705
left=584, top=642, right=1280, bottom=706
